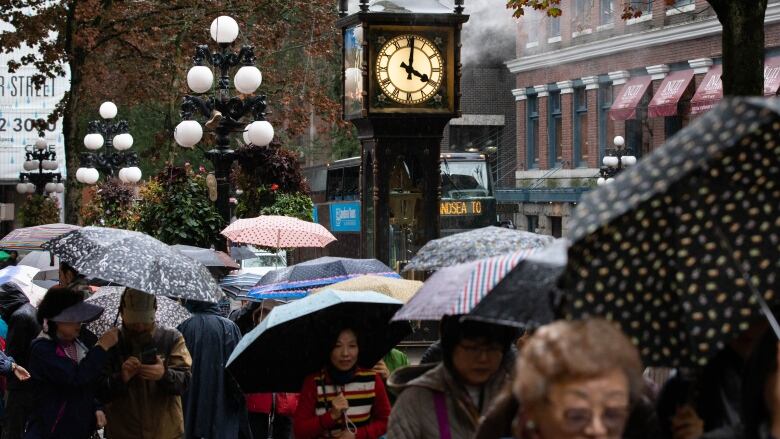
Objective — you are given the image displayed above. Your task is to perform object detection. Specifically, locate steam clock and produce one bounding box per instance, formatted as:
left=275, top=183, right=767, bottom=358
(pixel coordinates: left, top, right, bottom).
left=337, top=0, right=468, bottom=269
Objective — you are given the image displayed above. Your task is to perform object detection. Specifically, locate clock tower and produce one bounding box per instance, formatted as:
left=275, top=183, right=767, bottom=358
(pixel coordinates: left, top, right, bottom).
left=337, top=0, right=468, bottom=269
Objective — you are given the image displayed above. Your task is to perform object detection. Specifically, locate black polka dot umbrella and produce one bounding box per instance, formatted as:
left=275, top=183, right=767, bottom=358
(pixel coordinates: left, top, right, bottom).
left=564, top=98, right=780, bottom=368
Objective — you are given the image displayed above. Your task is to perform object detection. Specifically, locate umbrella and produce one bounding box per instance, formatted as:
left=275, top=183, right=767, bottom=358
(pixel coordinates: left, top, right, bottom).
left=170, top=245, right=240, bottom=270
left=226, top=290, right=410, bottom=392
left=18, top=251, right=60, bottom=280
left=403, top=226, right=553, bottom=272
left=563, top=98, right=780, bottom=367
left=230, top=246, right=257, bottom=261
left=311, top=275, right=422, bottom=303
left=392, top=249, right=537, bottom=321
left=466, top=239, right=568, bottom=329
left=219, top=273, right=264, bottom=299
left=0, top=223, right=80, bottom=251
left=85, top=286, right=191, bottom=337
left=222, top=215, right=336, bottom=249
left=43, top=226, right=222, bottom=302
left=0, top=265, right=47, bottom=306
left=248, top=257, right=401, bottom=300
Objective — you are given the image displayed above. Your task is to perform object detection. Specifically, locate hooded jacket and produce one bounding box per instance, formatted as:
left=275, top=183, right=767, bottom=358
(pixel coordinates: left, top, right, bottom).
left=387, top=362, right=507, bottom=439
left=178, top=301, right=248, bottom=439
left=0, top=282, right=40, bottom=391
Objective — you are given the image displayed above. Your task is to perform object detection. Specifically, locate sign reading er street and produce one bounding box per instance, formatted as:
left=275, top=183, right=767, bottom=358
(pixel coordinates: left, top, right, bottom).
left=440, top=200, right=483, bottom=216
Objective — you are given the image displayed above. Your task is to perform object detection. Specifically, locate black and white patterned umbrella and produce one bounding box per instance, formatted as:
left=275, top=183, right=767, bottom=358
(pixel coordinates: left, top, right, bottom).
left=85, top=286, right=191, bottom=337
left=563, top=98, right=780, bottom=368
left=43, top=227, right=222, bottom=302
left=403, top=226, right=554, bottom=272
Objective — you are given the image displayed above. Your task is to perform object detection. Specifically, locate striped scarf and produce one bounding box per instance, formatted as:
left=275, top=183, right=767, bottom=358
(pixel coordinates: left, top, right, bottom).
left=314, top=369, right=377, bottom=429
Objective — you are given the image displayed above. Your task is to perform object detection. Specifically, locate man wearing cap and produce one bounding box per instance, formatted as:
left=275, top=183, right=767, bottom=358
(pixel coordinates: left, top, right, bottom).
left=100, top=288, right=192, bottom=439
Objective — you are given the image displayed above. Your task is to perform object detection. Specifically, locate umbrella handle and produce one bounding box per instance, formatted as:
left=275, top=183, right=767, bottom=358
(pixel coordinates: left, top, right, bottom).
left=113, top=309, right=120, bottom=327
left=714, top=224, right=780, bottom=339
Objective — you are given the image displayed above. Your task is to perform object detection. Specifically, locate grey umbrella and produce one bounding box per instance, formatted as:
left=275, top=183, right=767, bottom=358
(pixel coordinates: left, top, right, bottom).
left=170, top=245, right=240, bottom=270
left=403, top=226, right=554, bottom=272
left=86, top=286, right=191, bottom=337
left=43, top=227, right=222, bottom=302
left=18, top=251, right=60, bottom=280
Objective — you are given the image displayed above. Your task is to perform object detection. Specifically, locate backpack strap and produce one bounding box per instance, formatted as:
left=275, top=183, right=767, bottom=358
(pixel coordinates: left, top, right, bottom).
left=433, top=392, right=452, bottom=439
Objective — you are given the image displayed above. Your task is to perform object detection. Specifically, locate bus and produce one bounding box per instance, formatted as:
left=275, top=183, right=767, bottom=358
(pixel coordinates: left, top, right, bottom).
left=302, top=152, right=497, bottom=263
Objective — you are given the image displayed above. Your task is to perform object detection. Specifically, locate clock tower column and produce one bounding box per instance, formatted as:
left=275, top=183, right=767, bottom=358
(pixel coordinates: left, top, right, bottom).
left=337, top=1, right=468, bottom=270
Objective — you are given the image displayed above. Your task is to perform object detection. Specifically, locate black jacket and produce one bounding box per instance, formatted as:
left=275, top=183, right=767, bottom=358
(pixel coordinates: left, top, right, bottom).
left=0, top=282, right=41, bottom=391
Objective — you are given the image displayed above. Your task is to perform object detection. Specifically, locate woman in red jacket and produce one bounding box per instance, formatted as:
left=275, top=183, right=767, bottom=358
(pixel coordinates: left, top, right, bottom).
left=294, top=327, right=391, bottom=439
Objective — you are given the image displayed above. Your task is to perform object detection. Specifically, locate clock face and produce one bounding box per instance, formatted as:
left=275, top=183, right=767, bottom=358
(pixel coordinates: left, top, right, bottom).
left=375, top=34, right=444, bottom=105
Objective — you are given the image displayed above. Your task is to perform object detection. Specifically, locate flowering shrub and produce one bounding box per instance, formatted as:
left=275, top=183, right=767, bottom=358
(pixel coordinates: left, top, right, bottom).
left=18, top=194, right=60, bottom=227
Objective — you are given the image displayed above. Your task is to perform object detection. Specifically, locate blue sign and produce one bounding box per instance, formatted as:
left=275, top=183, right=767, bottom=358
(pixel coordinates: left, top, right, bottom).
left=329, top=202, right=361, bottom=232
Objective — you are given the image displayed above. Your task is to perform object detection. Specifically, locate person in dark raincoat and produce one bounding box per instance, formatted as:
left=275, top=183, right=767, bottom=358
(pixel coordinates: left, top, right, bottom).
left=24, top=287, right=119, bottom=439
left=178, top=299, right=249, bottom=439
left=0, top=282, right=41, bottom=439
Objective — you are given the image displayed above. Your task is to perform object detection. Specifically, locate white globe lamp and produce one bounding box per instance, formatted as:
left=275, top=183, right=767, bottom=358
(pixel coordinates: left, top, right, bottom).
left=42, top=160, right=58, bottom=171
left=124, top=167, right=142, bottom=184
left=44, top=182, right=57, bottom=193
left=118, top=168, right=128, bottom=183
left=84, top=133, right=104, bottom=150
left=210, top=16, right=240, bottom=44
left=55, top=183, right=65, bottom=193
left=82, top=168, right=99, bottom=185
left=25, top=183, right=36, bottom=193
left=246, top=121, right=274, bottom=147
left=76, top=168, right=86, bottom=183
left=22, top=160, right=38, bottom=171
left=35, top=138, right=47, bottom=150
left=603, top=156, right=620, bottom=168
left=113, top=133, right=134, bottom=151
left=596, top=177, right=606, bottom=186
left=613, top=135, right=625, bottom=147
left=187, top=66, right=214, bottom=94
left=234, top=66, right=262, bottom=94
left=16, top=183, right=27, bottom=194
left=621, top=155, right=637, bottom=166
left=175, top=121, right=203, bottom=148
left=99, top=102, right=118, bottom=119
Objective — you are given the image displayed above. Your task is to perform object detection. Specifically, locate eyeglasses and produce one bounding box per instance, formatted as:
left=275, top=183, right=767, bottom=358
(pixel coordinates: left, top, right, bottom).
left=560, top=407, right=630, bottom=433
left=456, top=343, right=504, bottom=357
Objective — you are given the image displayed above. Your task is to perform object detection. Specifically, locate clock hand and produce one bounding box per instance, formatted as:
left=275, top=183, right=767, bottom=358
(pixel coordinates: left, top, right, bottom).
left=400, top=62, right=430, bottom=83
left=407, top=37, right=415, bottom=80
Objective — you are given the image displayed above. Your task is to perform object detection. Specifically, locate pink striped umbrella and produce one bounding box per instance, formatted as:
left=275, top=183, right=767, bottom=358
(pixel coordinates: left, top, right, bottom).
left=221, top=216, right=336, bottom=249
left=392, top=247, right=539, bottom=321
left=0, top=223, right=80, bottom=250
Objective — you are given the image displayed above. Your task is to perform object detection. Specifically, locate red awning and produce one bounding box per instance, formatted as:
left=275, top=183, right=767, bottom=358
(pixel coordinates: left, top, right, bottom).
left=764, top=56, right=780, bottom=96
left=648, top=70, right=694, bottom=118
left=690, top=65, right=723, bottom=115
left=609, top=76, right=652, bottom=121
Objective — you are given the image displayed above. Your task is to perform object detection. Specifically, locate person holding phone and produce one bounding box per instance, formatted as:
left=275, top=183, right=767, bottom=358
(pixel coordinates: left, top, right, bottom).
left=100, top=288, right=192, bottom=439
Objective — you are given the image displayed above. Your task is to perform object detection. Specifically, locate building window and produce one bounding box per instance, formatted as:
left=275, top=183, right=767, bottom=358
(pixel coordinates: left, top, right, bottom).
left=527, top=95, right=540, bottom=169
left=573, top=87, right=588, bottom=167
left=665, top=116, right=683, bottom=140
left=550, top=216, right=562, bottom=238
left=600, top=0, right=614, bottom=24
left=548, top=17, right=561, bottom=38
left=548, top=91, right=563, bottom=167
left=574, top=0, right=589, bottom=28
left=673, top=0, right=693, bottom=6
left=630, top=0, right=653, bottom=14
left=598, top=84, right=615, bottom=161
left=527, top=215, right=539, bottom=233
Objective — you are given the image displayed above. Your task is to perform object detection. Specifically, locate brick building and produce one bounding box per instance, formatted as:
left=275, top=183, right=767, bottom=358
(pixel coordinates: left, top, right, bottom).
left=503, top=0, right=780, bottom=237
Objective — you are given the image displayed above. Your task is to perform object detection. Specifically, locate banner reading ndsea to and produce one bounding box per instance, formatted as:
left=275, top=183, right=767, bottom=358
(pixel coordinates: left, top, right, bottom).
left=0, top=48, right=69, bottom=181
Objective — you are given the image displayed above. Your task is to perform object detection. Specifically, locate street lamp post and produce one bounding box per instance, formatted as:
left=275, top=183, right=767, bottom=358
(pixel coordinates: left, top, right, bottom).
left=76, top=102, right=142, bottom=185
left=17, top=137, right=64, bottom=196
left=175, top=16, right=274, bottom=226
left=597, top=135, right=637, bottom=186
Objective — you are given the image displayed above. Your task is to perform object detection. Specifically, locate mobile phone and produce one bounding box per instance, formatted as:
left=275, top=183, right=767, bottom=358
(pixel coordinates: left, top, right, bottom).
left=140, top=346, right=158, bottom=365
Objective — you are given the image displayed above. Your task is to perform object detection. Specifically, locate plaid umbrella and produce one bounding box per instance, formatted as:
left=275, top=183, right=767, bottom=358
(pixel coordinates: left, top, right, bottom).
left=43, top=227, right=222, bottom=302
left=403, top=226, right=553, bottom=272
left=222, top=216, right=336, bottom=249
left=86, top=286, right=191, bottom=337
left=226, top=290, right=410, bottom=392
left=0, top=223, right=80, bottom=251
left=392, top=248, right=538, bottom=321
left=564, top=98, right=780, bottom=367
left=248, top=257, right=400, bottom=300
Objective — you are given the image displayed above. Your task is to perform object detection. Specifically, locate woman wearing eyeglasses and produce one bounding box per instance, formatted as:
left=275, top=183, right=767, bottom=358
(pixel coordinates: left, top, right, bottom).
left=511, top=319, right=644, bottom=439
left=294, top=327, right=391, bottom=439
left=388, top=316, right=517, bottom=439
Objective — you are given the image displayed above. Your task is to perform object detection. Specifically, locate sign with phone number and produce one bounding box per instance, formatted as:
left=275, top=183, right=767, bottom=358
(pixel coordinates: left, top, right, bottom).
left=440, top=200, right=483, bottom=216
left=0, top=48, right=69, bottom=180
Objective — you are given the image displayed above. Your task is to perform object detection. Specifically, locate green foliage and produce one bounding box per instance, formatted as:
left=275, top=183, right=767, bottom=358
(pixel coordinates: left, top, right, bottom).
left=235, top=186, right=314, bottom=221
left=18, top=194, right=60, bottom=227
left=260, top=192, right=314, bottom=221
left=80, top=180, right=138, bottom=229
left=135, top=166, right=224, bottom=247
left=331, top=125, right=361, bottom=160
left=233, top=141, right=310, bottom=194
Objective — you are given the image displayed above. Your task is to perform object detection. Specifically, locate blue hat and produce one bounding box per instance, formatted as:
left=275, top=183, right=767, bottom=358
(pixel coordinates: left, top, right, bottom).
left=50, top=301, right=104, bottom=324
